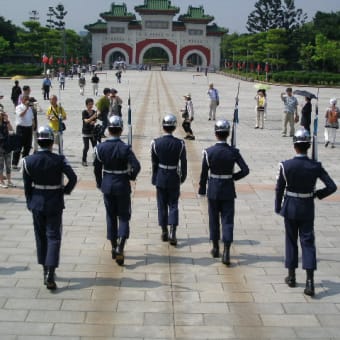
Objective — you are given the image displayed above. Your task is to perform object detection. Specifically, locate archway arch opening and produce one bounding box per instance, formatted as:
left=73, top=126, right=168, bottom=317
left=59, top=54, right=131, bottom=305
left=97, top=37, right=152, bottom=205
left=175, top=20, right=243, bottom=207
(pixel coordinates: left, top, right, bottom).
left=142, top=47, right=169, bottom=66
left=186, top=53, right=203, bottom=67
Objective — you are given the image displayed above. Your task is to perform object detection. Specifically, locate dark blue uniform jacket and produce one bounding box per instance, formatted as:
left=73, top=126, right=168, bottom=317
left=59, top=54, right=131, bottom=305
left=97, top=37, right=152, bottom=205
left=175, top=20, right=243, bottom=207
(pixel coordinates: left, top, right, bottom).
left=151, top=134, right=187, bottom=188
left=275, top=155, right=337, bottom=219
left=23, top=150, right=77, bottom=213
left=199, top=142, right=249, bottom=200
left=94, top=138, right=141, bottom=195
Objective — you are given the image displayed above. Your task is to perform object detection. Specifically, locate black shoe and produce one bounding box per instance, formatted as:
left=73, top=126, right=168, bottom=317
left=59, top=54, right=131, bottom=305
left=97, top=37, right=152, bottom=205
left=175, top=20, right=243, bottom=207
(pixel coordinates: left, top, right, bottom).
left=161, top=226, right=169, bottom=242
left=169, top=226, right=177, bottom=246
left=111, top=239, right=117, bottom=260
left=46, top=267, right=57, bottom=290
left=43, top=266, right=48, bottom=285
left=325, top=141, right=329, bottom=147
left=222, top=242, right=231, bottom=265
left=304, top=279, right=315, bottom=296
left=116, top=238, right=126, bottom=266
left=210, top=240, right=219, bottom=258
left=285, top=276, right=296, bottom=288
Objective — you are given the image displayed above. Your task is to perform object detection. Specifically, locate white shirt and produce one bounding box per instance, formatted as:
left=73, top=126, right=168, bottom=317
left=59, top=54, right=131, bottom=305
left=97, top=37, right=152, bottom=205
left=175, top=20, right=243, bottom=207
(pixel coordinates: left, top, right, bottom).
left=15, top=103, right=33, bottom=127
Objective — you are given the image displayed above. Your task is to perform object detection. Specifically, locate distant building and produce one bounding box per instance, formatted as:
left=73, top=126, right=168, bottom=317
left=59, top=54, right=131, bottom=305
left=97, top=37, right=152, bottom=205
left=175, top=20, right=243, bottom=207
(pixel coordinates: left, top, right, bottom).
left=85, top=0, right=225, bottom=70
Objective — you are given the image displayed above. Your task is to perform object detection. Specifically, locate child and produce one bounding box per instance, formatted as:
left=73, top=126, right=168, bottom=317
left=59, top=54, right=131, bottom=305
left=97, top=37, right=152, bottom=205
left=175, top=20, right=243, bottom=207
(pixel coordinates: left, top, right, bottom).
left=254, top=89, right=266, bottom=129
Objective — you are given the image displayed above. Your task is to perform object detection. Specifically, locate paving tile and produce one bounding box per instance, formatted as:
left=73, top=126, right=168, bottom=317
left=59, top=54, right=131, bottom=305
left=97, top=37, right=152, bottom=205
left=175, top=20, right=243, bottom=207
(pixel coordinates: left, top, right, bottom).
left=1, top=70, right=340, bottom=339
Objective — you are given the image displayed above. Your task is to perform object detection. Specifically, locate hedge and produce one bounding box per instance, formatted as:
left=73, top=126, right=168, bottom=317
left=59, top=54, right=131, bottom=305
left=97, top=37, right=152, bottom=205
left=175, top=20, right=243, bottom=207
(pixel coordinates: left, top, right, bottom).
left=0, top=64, right=44, bottom=77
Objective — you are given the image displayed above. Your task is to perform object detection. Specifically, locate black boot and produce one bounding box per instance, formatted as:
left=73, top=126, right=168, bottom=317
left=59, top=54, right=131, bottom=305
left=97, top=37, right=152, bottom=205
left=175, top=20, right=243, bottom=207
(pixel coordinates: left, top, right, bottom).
left=285, top=268, right=296, bottom=287
left=43, top=266, right=48, bottom=285
left=222, top=242, right=231, bottom=265
left=111, top=239, right=117, bottom=259
left=304, top=269, right=315, bottom=297
left=169, top=225, right=177, bottom=246
left=161, top=226, right=169, bottom=242
left=210, top=240, right=220, bottom=258
left=116, top=238, right=126, bottom=266
left=46, top=266, right=57, bottom=290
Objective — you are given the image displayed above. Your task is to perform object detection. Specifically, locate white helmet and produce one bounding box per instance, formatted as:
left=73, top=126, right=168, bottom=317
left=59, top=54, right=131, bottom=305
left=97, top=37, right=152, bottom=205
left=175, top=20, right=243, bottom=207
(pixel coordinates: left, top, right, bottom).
left=330, top=98, right=337, bottom=105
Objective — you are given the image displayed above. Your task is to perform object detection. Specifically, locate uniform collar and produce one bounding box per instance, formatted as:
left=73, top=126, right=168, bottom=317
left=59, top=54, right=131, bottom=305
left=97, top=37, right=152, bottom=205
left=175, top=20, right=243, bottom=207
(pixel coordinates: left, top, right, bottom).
left=107, top=136, right=120, bottom=141
left=295, top=154, right=308, bottom=158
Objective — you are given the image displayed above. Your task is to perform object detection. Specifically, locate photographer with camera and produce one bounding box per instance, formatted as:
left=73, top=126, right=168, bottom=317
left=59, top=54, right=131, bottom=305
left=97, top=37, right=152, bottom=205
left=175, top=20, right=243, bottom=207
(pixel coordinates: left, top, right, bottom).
left=12, top=95, right=34, bottom=169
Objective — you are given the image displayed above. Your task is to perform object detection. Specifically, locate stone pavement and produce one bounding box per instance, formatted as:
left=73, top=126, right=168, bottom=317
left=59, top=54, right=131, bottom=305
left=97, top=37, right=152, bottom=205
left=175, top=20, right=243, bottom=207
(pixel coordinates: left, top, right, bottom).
left=0, top=70, right=340, bottom=339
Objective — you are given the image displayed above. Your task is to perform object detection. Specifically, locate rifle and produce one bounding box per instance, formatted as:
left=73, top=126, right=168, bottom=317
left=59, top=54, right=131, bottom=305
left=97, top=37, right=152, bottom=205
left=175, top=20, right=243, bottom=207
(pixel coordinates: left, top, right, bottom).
left=311, top=88, right=320, bottom=161
left=231, top=83, right=240, bottom=147
left=127, top=88, right=132, bottom=146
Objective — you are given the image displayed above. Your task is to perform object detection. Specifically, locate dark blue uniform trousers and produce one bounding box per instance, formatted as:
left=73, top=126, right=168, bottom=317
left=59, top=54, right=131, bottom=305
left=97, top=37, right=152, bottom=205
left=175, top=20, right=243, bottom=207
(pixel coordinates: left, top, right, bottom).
left=156, top=187, right=179, bottom=228
left=104, top=194, right=131, bottom=240
left=284, top=218, right=316, bottom=270
left=208, top=199, right=235, bottom=242
left=32, top=211, right=62, bottom=267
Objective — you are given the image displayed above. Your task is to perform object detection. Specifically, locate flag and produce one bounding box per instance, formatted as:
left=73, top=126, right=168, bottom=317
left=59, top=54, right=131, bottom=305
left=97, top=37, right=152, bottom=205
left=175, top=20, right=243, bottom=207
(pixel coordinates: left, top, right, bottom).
left=42, top=55, right=48, bottom=64
left=48, top=56, right=53, bottom=65
left=257, top=63, right=261, bottom=72
left=265, top=63, right=269, bottom=73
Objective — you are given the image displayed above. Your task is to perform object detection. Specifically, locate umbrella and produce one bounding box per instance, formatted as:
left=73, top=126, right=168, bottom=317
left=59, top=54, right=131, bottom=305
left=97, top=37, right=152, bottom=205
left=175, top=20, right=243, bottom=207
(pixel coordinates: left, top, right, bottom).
left=293, top=89, right=317, bottom=99
left=254, top=83, right=271, bottom=90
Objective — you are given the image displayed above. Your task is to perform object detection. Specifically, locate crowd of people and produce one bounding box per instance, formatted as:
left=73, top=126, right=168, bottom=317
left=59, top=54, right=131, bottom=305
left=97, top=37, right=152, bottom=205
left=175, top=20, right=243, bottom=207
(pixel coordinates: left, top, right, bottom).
left=0, top=72, right=339, bottom=297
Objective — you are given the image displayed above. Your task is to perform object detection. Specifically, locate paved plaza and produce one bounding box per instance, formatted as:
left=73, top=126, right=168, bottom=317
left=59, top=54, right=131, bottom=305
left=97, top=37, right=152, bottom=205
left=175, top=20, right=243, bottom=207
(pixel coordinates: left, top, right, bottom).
left=0, top=69, right=340, bottom=339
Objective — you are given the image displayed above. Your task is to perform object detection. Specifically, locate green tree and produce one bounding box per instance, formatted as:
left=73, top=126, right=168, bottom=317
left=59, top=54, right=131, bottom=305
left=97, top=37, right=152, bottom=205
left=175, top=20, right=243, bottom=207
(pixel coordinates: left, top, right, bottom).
left=46, top=6, right=55, bottom=29
left=0, top=36, right=10, bottom=57
left=298, top=43, right=316, bottom=71
left=0, top=16, right=18, bottom=47
left=246, top=0, right=306, bottom=33
left=263, top=29, right=289, bottom=70
left=51, top=3, right=67, bottom=30
left=312, top=33, right=340, bottom=72
left=313, top=11, right=340, bottom=40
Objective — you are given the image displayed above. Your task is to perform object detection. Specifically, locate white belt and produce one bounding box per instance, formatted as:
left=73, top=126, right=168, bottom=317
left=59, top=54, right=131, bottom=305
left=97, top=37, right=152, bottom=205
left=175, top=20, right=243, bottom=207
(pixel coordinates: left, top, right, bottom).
left=33, top=184, right=62, bottom=190
left=159, top=164, right=177, bottom=170
left=104, top=169, right=129, bottom=174
left=210, top=174, right=233, bottom=179
left=286, top=191, right=314, bottom=198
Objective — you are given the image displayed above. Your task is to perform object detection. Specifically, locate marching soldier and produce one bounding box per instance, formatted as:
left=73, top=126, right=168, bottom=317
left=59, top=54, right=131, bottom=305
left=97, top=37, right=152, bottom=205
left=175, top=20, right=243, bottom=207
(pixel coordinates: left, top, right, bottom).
left=151, top=114, right=187, bottom=246
left=94, top=115, right=140, bottom=266
left=22, top=126, right=77, bottom=290
left=198, top=119, right=249, bottom=265
left=275, top=128, right=337, bottom=296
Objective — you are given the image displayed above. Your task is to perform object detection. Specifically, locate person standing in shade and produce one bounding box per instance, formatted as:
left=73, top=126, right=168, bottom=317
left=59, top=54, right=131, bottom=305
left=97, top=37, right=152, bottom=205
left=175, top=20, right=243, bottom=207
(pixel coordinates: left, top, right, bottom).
left=198, top=119, right=249, bottom=265
left=151, top=114, right=187, bottom=246
left=281, top=87, right=298, bottom=137
left=275, top=128, right=337, bottom=296
left=207, top=83, right=219, bottom=121
left=11, top=80, right=22, bottom=108
left=12, top=95, right=34, bottom=169
left=94, top=116, right=140, bottom=266
left=324, top=98, right=340, bottom=148
left=23, top=126, right=77, bottom=290
left=300, top=96, right=312, bottom=133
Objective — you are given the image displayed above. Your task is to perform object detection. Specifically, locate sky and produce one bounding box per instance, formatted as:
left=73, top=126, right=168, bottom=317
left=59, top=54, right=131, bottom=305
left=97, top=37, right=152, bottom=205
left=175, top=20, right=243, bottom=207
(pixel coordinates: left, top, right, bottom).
left=0, top=0, right=339, bottom=34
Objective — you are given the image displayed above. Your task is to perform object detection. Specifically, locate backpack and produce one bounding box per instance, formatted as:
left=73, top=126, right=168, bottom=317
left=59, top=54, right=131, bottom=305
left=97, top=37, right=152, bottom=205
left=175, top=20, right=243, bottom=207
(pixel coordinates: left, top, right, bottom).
left=328, top=109, right=338, bottom=124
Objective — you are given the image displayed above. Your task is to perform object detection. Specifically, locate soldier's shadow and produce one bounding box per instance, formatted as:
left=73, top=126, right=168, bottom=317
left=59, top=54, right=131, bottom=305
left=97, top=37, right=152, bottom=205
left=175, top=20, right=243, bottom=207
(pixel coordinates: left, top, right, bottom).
left=313, top=280, right=340, bottom=300
left=125, top=252, right=222, bottom=270
left=0, top=266, right=28, bottom=275
left=55, top=275, right=164, bottom=293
